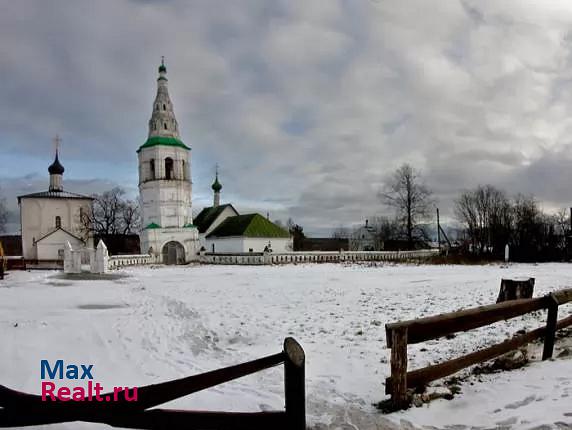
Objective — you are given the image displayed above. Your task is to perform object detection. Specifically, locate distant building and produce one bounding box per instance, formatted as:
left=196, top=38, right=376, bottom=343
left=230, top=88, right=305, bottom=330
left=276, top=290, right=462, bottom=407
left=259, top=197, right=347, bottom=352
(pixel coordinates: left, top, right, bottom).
left=350, top=220, right=382, bottom=251
left=18, top=147, right=93, bottom=263
left=194, top=173, right=292, bottom=253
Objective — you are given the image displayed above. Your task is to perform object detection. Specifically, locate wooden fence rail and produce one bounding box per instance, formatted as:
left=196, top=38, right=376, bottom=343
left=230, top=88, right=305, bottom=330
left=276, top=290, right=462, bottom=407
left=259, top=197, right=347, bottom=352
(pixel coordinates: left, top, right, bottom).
left=385, top=288, right=572, bottom=410
left=0, top=337, right=305, bottom=430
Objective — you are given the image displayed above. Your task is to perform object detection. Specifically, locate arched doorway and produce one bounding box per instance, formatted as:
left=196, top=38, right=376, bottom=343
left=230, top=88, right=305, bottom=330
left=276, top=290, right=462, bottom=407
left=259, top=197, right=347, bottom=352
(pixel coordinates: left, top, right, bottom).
left=162, top=241, right=185, bottom=265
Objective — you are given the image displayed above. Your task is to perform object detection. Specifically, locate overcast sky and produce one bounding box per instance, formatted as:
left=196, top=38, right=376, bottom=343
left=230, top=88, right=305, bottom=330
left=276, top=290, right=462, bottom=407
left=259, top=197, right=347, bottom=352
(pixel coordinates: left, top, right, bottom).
left=2, top=0, right=572, bottom=235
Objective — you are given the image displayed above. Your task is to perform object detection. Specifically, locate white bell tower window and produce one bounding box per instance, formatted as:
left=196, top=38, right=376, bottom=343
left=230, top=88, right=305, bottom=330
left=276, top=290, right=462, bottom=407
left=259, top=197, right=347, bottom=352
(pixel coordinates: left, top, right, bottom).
left=165, top=158, right=174, bottom=180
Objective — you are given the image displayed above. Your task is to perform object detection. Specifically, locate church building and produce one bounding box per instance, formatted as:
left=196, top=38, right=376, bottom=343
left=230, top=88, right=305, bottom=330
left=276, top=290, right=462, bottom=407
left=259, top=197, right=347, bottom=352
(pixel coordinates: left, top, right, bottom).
left=18, top=143, right=93, bottom=264
left=138, top=59, right=291, bottom=262
left=194, top=172, right=292, bottom=253
left=138, top=59, right=200, bottom=264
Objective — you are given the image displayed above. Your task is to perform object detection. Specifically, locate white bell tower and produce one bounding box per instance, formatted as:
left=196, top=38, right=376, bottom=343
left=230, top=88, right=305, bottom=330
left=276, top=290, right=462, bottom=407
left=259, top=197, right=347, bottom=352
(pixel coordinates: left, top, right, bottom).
left=138, top=58, right=199, bottom=264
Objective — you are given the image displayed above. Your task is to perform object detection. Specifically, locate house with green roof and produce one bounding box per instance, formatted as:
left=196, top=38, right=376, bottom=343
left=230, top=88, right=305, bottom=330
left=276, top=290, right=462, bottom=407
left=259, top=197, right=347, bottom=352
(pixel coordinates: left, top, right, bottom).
left=195, top=173, right=292, bottom=253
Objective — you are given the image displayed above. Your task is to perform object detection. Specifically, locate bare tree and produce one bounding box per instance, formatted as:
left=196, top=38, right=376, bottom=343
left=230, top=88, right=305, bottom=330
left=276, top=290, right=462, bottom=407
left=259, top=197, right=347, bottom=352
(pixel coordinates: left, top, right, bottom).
left=331, top=225, right=350, bottom=239
left=553, top=208, right=569, bottom=237
left=381, top=164, right=433, bottom=249
left=369, top=216, right=399, bottom=242
left=454, top=185, right=511, bottom=255
left=81, top=187, right=141, bottom=236
left=120, top=199, right=141, bottom=234
left=511, top=194, right=543, bottom=256
left=285, top=218, right=305, bottom=250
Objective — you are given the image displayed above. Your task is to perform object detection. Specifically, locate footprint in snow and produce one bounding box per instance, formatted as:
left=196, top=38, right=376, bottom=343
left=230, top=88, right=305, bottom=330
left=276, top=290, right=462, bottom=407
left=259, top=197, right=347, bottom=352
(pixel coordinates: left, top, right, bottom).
left=504, top=395, right=536, bottom=409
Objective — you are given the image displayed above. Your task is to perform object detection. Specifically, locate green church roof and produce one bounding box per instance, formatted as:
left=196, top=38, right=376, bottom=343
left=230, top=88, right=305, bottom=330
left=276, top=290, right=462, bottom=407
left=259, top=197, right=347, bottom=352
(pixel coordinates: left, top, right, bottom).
left=206, top=213, right=290, bottom=239
left=145, top=222, right=161, bottom=229
left=137, top=136, right=191, bottom=153
left=194, top=204, right=237, bottom=233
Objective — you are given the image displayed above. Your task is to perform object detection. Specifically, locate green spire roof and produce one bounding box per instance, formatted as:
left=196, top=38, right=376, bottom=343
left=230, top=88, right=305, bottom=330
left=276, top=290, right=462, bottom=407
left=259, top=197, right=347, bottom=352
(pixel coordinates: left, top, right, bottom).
left=137, top=136, right=190, bottom=153
left=212, top=174, right=222, bottom=192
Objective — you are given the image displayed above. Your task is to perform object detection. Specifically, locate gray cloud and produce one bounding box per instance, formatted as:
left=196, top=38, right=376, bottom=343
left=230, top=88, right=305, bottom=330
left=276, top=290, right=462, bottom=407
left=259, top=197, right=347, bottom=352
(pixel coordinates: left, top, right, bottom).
left=2, top=0, right=572, bottom=236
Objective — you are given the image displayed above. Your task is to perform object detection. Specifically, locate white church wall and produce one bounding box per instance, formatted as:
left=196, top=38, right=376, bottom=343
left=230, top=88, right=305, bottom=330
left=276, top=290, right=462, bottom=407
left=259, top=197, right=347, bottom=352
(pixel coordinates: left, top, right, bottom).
left=138, top=146, right=190, bottom=183
left=140, top=227, right=200, bottom=263
left=20, top=197, right=91, bottom=260
left=139, top=146, right=193, bottom=229
left=36, top=229, right=84, bottom=261
left=205, top=236, right=292, bottom=253
left=242, top=237, right=291, bottom=253
left=204, top=236, right=243, bottom=253
left=198, top=206, right=240, bottom=249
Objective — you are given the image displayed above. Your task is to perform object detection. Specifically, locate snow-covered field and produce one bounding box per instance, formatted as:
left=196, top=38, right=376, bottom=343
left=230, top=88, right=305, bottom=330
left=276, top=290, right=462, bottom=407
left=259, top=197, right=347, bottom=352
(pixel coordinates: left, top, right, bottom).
left=1, top=263, right=572, bottom=429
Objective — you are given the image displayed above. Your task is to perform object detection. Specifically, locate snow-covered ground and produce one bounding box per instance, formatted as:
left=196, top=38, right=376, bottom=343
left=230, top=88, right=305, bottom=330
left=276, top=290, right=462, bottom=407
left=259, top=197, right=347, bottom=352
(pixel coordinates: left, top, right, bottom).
left=1, top=263, right=572, bottom=429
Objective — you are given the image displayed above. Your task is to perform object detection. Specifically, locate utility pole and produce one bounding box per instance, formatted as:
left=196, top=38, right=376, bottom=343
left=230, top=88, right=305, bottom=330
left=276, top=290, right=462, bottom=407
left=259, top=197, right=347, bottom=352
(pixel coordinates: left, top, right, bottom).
left=436, top=207, right=441, bottom=251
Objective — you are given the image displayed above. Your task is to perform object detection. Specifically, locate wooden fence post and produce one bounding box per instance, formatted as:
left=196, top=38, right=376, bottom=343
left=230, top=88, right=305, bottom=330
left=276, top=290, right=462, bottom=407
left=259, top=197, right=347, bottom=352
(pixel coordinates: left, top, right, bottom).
left=390, top=326, right=409, bottom=409
left=497, top=278, right=535, bottom=303
left=284, top=337, right=305, bottom=430
left=542, top=295, right=559, bottom=360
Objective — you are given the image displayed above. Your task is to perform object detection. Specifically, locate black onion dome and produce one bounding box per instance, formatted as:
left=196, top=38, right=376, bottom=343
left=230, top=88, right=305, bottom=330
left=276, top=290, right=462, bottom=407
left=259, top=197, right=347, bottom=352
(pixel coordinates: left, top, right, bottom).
left=48, top=152, right=65, bottom=175
left=211, top=174, right=222, bottom=192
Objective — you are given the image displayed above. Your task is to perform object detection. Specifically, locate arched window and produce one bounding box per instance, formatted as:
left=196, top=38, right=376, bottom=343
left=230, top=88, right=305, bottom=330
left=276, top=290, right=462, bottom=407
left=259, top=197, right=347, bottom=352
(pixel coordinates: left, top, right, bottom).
left=156, top=104, right=159, bottom=110
left=55, top=216, right=61, bottom=228
left=163, top=104, right=166, bottom=110
left=182, top=160, right=186, bottom=180
left=150, top=159, right=155, bottom=180
left=164, top=123, right=167, bottom=130
left=165, top=157, right=174, bottom=180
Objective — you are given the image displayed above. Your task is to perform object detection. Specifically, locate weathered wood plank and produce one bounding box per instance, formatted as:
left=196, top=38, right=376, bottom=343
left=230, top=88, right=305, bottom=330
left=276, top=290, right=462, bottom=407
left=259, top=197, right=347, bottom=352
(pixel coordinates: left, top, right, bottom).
left=109, top=410, right=288, bottom=430
left=284, top=337, right=306, bottom=430
left=551, top=289, right=572, bottom=306
left=386, top=297, right=548, bottom=347
left=0, top=409, right=288, bottom=430
left=0, top=352, right=286, bottom=411
left=497, top=278, right=535, bottom=303
left=556, top=314, right=572, bottom=330
left=389, top=327, right=408, bottom=408
left=542, top=296, right=559, bottom=360
left=386, top=326, right=545, bottom=391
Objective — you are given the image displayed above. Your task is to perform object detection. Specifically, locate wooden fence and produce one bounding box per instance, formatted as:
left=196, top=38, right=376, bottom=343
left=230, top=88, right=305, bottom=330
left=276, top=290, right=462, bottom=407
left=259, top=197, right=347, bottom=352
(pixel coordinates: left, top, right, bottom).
left=385, top=288, right=572, bottom=409
left=0, top=338, right=305, bottom=430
